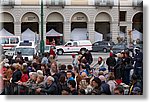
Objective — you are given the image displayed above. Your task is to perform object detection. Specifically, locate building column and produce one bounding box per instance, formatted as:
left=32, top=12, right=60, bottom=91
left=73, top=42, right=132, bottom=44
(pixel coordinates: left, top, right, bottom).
left=39, top=21, right=46, bottom=44
left=14, top=21, right=21, bottom=38
left=88, top=21, right=95, bottom=43
left=111, top=22, right=119, bottom=43
left=127, top=22, right=132, bottom=44
left=63, top=21, right=71, bottom=43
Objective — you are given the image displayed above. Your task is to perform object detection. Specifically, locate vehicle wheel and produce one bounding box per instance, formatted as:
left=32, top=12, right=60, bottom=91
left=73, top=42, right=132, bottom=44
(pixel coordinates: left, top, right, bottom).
left=57, top=49, right=63, bottom=55
left=80, top=49, right=86, bottom=54
left=103, top=48, right=107, bottom=53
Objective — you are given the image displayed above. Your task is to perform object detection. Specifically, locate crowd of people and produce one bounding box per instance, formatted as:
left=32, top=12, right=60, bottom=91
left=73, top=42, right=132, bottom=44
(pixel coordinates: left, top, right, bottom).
left=0, top=47, right=143, bottom=95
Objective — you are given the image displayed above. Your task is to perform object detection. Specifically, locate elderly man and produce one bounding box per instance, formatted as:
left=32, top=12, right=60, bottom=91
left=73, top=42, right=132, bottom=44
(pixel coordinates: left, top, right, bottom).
left=36, top=76, right=58, bottom=95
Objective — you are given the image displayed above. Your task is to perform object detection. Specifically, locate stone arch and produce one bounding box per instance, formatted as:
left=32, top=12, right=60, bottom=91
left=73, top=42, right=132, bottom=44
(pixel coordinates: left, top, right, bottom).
left=132, top=12, right=143, bottom=33
left=21, top=12, right=39, bottom=34
left=94, top=12, right=112, bottom=41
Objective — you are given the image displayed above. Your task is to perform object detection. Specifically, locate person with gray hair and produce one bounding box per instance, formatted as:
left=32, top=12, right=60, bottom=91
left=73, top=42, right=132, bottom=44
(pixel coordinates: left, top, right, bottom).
left=36, top=76, right=58, bottom=95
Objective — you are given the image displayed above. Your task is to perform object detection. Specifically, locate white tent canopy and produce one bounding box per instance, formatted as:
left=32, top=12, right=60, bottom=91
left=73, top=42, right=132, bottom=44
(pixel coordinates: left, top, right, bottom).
left=0, top=28, right=14, bottom=36
left=119, top=31, right=125, bottom=38
left=46, top=29, right=63, bottom=37
left=94, top=31, right=103, bottom=42
left=132, top=29, right=142, bottom=41
left=22, top=28, right=39, bottom=42
left=71, top=28, right=87, bottom=41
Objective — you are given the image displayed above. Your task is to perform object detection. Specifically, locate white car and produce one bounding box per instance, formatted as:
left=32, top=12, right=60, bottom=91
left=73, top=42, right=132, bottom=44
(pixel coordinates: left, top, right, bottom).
left=56, top=40, right=92, bottom=55
left=13, top=40, right=39, bottom=61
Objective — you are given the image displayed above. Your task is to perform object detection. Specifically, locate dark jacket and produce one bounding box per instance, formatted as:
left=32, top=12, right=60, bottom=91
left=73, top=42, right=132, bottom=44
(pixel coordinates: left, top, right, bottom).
left=123, top=64, right=133, bottom=85
left=41, top=82, right=58, bottom=95
left=12, top=69, right=22, bottom=83
left=101, top=81, right=111, bottom=95
left=134, top=52, right=143, bottom=68
left=106, top=57, right=116, bottom=67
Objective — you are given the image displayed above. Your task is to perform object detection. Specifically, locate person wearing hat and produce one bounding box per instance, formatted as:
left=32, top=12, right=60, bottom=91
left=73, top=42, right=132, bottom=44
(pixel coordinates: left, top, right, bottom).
left=132, top=87, right=141, bottom=95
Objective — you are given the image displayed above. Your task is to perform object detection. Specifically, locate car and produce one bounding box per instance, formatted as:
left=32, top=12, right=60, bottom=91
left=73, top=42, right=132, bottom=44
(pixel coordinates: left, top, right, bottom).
left=56, top=40, right=92, bottom=55
left=111, top=44, right=127, bottom=54
left=92, top=41, right=114, bottom=53
left=13, top=40, right=39, bottom=61
left=4, top=46, right=16, bottom=58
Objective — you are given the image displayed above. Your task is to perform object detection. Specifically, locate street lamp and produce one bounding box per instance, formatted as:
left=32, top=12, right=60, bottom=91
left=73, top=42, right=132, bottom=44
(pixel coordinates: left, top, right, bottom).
left=40, top=0, right=44, bottom=54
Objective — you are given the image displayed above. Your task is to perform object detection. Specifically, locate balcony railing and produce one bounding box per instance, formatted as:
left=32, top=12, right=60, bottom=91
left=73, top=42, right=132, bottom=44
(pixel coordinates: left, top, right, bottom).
left=45, top=0, right=65, bottom=7
left=0, top=0, right=15, bottom=6
left=132, top=0, right=143, bottom=7
left=95, top=0, right=114, bottom=7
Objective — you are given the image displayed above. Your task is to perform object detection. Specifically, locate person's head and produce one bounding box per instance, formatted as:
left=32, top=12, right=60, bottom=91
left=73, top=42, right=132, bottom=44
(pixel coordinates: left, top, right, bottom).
left=99, top=75, right=106, bottom=82
left=68, top=80, right=76, bottom=89
left=46, top=76, right=54, bottom=85
left=131, top=74, right=138, bottom=83
left=41, top=64, right=46, bottom=70
left=108, top=72, right=115, bottom=80
left=31, top=72, right=38, bottom=81
left=135, top=47, right=140, bottom=54
left=114, top=86, right=124, bottom=95
left=67, top=65, right=73, bottom=71
left=60, top=64, right=66, bottom=71
left=51, top=62, right=58, bottom=73
left=81, top=72, right=87, bottom=79
left=59, top=75, right=67, bottom=83
left=79, top=79, right=88, bottom=89
left=66, top=71, right=72, bottom=79
left=81, top=58, right=87, bottom=64
left=92, top=77, right=101, bottom=89
left=37, top=70, right=43, bottom=76
left=98, top=57, right=103, bottom=64
left=78, top=89, right=86, bottom=95
left=15, top=63, right=21, bottom=70
left=36, top=75, right=44, bottom=84
left=121, top=52, right=125, bottom=58
left=132, top=87, right=141, bottom=95
left=17, top=51, right=21, bottom=55
left=61, top=87, right=70, bottom=95
left=44, top=53, right=47, bottom=57
left=29, top=72, right=33, bottom=78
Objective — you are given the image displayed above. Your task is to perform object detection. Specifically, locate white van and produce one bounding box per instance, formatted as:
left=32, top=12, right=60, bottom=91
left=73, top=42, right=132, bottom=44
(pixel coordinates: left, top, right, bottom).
left=13, top=40, right=38, bottom=61
left=56, top=40, right=92, bottom=55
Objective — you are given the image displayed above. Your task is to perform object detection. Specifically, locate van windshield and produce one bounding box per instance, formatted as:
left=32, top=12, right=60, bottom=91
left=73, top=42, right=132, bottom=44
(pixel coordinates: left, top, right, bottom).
left=16, top=48, right=34, bottom=55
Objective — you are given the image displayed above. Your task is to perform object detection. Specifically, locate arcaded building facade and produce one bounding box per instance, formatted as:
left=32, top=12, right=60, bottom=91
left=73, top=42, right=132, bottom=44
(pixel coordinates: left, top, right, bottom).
left=0, top=0, right=143, bottom=44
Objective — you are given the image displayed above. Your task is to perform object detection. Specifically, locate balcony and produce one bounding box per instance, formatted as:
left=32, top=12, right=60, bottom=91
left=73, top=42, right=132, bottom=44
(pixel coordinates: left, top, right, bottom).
left=0, top=0, right=15, bottom=6
left=132, top=0, right=143, bottom=7
left=95, top=0, right=114, bottom=7
left=46, top=0, right=65, bottom=8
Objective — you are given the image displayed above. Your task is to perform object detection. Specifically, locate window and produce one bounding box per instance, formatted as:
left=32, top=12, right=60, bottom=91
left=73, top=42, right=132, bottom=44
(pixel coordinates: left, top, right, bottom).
left=65, top=43, right=72, bottom=46
left=94, top=42, right=99, bottom=46
left=73, top=42, right=78, bottom=46
left=10, top=38, right=19, bottom=44
left=51, top=0, right=64, bottom=5
left=0, top=38, right=9, bottom=44
left=120, top=11, right=126, bottom=21
left=120, top=26, right=127, bottom=33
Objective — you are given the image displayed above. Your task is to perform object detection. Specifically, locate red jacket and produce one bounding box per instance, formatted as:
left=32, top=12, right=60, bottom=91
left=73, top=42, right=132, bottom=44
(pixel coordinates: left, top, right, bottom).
left=50, top=49, right=56, bottom=57
left=20, top=74, right=29, bottom=82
